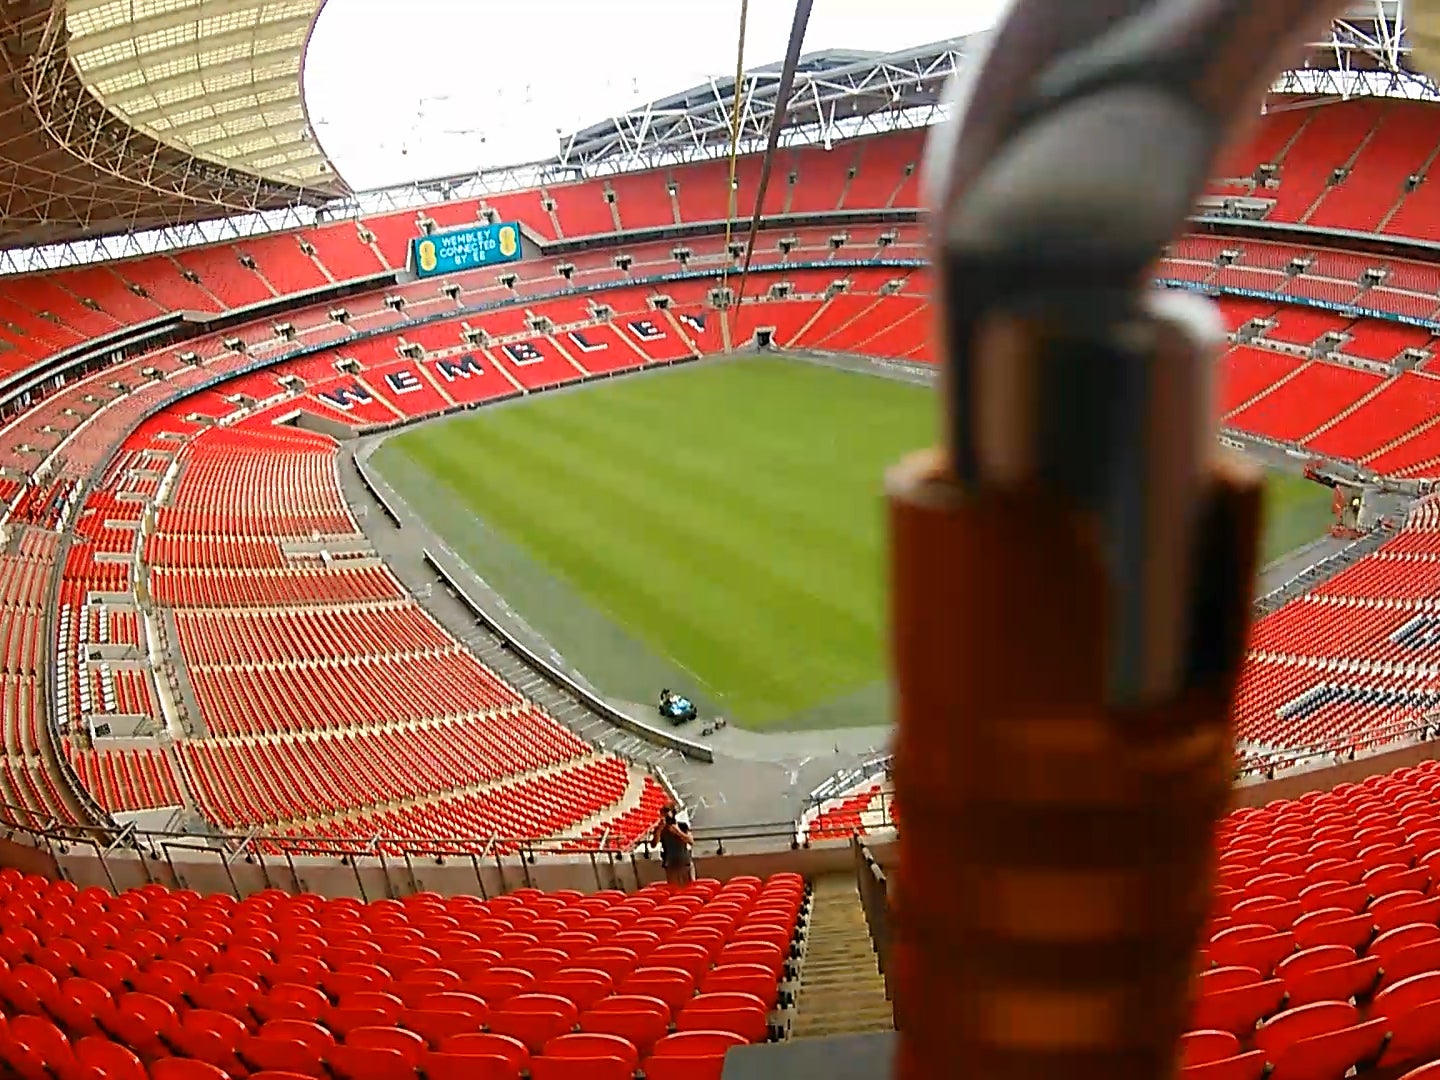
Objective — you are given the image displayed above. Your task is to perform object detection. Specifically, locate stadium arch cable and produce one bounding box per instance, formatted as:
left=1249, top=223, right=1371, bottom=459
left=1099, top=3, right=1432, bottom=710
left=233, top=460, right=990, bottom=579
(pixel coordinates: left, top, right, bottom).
left=890, top=1, right=1386, bottom=1080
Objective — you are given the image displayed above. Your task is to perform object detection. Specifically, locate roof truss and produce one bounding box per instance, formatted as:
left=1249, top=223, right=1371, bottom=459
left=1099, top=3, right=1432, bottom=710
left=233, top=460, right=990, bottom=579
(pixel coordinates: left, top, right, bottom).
left=1291, top=1, right=1440, bottom=99
left=536, top=10, right=1440, bottom=176
left=63, top=0, right=338, bottom=188
left=3, top=10, right=1440, bottom=256
left=550, top=40, right=968, bottom=173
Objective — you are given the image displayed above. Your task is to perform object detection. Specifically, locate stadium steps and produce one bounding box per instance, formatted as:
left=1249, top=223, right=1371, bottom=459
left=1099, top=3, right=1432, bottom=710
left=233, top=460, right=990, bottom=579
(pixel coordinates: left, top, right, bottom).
left=661, top=309, right=702, bottom=356
left=481, top=347, right=528, bottom=395
left=415, top=359, right=460, bottom=408
left=1273, top=107, right=1319, bottom=169
left=789, top=874, right=893, bottom=1039
left=882, top=171, right=911, bottom=211
left=1380, top=136, right=1440, bottom=232
left=160, top=254, right=227, bottom=309
left=1301, top=115, right=1385, bottom=225
left=1301, top=373, right=1399, bottom=443
left=544, top=334, right=593, bottom=378
left=783, top=298, right=835, bottom=348
left=604, top=185, right=623, bottom=234
left=310, top=250, right=337, bottom=285
left=1361, top=413, right=1440, bottom=463
left=248, top=265, right=282, bottom=300
left=357, top=378, right=408, bottom=421
left=540, top=190, right=564, bottom=239
left=364, top=230, right=395, bottom=272
left=850, top=299, right=928, bottom=354
left=156, top=610, right=210, bottom=738
left=542, top=766, right=651, bottom=844
left=666, top=178, right=683, bottom=226
left=453, top=620, right=674, bottom=770
left=1221, top=359, right=1314, bottom=422
left=613, top=321, right=659, bottom=367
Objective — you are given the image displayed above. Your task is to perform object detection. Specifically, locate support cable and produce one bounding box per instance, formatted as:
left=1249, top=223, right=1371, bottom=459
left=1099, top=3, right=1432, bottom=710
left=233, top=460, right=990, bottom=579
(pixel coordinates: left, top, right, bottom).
left=717, top=0, right=750, bottom=314
left=728, top=0, right=814, bottom=344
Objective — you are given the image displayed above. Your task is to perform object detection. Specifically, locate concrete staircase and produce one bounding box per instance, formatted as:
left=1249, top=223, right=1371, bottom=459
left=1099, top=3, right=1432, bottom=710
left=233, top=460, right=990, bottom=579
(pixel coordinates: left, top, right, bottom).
left=789, top=873, right=893, bottom=1039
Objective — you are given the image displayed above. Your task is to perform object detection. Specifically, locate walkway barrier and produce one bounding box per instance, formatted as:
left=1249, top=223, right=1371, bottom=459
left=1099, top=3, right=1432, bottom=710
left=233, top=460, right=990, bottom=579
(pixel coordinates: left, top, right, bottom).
left=423, top=548, right=715, bottom=763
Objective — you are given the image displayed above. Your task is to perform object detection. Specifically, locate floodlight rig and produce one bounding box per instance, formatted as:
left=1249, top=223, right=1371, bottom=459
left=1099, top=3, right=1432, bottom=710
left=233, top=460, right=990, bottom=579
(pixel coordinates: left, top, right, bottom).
left=887, top=2, right=1346, bottom=1079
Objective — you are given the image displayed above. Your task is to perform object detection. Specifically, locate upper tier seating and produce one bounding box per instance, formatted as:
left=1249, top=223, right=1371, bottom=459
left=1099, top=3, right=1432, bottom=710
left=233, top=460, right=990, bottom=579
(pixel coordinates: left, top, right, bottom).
left=1214, top=99, right=1440, bottom=238
left=0, top=868, right=807, bottom=1079
left=0, top=130, right=928, bottom=381
left=0, top=99, right=1439, bottom=390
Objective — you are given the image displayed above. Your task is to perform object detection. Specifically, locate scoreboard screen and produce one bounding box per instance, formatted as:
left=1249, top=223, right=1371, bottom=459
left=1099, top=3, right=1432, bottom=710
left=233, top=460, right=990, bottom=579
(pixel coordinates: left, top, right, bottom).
left=411, top=221, right=523, bottom=278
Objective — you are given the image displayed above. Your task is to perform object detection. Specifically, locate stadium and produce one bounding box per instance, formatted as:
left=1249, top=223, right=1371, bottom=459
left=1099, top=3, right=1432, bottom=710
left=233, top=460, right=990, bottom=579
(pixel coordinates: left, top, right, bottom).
left=5, top=0, right=1440, bottom=1074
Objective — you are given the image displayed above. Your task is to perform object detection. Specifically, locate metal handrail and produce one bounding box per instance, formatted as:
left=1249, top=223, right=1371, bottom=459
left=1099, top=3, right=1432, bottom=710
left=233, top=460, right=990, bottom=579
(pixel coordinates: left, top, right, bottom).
left=0, top=796, right=852, bottom=868
left=1233, top=713, right=1440, bottom=778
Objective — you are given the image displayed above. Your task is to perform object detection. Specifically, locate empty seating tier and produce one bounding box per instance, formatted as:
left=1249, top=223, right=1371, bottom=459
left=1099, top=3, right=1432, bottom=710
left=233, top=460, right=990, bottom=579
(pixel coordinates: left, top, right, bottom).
left=113, top=405, right=661, bottom=852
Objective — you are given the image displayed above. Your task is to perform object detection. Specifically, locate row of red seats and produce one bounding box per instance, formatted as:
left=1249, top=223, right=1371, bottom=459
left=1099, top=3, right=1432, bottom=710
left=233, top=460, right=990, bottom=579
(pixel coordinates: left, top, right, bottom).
left=802, top=781, right=889, bottom=843
left=0, top=870, right=805, bottom=1080
left=63, top=748, right=182, bottom=816
left=1230, top=493, right=1440, bottom=754
left=101, top=408, right=657, bottom=847
left=7, top=100, right=1440, bottom=394
left=176, top=709, right=587, bottom=828
left=1179, top=760, right=1440, bottom=1080
left=1213, top=99, right=1440, bottom=238
left=0, top=132, right=926, bottom=378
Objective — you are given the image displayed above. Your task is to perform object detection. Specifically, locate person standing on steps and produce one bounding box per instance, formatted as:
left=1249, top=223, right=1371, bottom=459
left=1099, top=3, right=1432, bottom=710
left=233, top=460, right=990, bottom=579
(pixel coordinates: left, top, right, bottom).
left=653, top=804, right=694, bottom=886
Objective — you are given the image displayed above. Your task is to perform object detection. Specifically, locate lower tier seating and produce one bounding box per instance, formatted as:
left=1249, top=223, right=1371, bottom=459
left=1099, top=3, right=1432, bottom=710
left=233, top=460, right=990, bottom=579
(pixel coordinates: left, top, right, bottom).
left=1231, top=498, right=1440, bottom=759
left=59, top=400, right=663, bottom=852
left=0, top=869, right=807, bottom=1080
left=800, top=781, right=892, bottom=844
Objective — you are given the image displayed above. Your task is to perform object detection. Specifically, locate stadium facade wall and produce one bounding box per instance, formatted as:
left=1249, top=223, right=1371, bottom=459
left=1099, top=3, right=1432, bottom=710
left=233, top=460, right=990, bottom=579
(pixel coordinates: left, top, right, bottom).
left=18, top=827, right=896, bottom=903
left=1231, top=736, right=1440, bottom=808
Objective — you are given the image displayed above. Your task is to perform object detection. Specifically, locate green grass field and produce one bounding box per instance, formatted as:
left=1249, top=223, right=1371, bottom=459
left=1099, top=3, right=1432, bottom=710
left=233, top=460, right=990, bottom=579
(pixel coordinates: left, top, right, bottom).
left=374, top=356, right=1336, bottom=731
left=1260, top=469, right=1339, bottom=566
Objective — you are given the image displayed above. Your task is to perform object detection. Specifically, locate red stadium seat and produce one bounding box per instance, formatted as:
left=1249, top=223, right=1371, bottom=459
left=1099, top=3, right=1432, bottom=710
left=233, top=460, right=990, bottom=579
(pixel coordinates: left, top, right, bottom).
left=1254, top=1001, right=1388, bottom=1080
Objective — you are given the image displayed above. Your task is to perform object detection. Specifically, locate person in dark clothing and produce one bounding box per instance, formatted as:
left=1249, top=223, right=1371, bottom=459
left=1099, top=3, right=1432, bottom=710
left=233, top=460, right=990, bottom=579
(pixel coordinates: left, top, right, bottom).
left=652, top=804, right=693, bottom=886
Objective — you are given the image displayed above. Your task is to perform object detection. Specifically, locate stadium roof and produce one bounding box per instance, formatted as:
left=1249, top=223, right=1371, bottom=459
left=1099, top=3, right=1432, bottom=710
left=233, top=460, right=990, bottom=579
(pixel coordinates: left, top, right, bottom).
left=540, top=6, right=1438, bottom=174
left=0, top=1, right=1432, bottom=264
left=1290, top=1, right=1432, bottom=87
left=65, top=0, right=332, bottom=188
left=550, top=40, right=966, bottom=173
left=0, top=0, right=346, bottom=251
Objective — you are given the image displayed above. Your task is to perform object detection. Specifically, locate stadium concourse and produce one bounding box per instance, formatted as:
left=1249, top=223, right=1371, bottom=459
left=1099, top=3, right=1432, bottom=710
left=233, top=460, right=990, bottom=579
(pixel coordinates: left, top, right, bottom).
left=10, top=0, right=1440, bottom=1071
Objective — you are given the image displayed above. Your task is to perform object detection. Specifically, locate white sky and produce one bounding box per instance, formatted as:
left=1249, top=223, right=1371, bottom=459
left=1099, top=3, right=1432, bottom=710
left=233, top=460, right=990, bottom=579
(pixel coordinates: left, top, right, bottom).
left=303, top=0, right=1011, bottom=191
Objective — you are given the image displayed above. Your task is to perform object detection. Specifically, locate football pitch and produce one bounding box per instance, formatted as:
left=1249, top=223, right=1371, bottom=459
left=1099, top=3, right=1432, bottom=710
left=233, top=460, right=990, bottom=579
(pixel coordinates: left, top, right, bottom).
left=373, top=356, right=1335, bottom=732
left=1259, top=468, right=1339, bottom=567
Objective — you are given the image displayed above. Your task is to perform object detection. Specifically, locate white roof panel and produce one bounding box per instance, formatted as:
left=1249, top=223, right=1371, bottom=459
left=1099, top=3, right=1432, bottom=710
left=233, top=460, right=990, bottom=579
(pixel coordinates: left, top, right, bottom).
left=65, top=0, right=333, bottom=188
